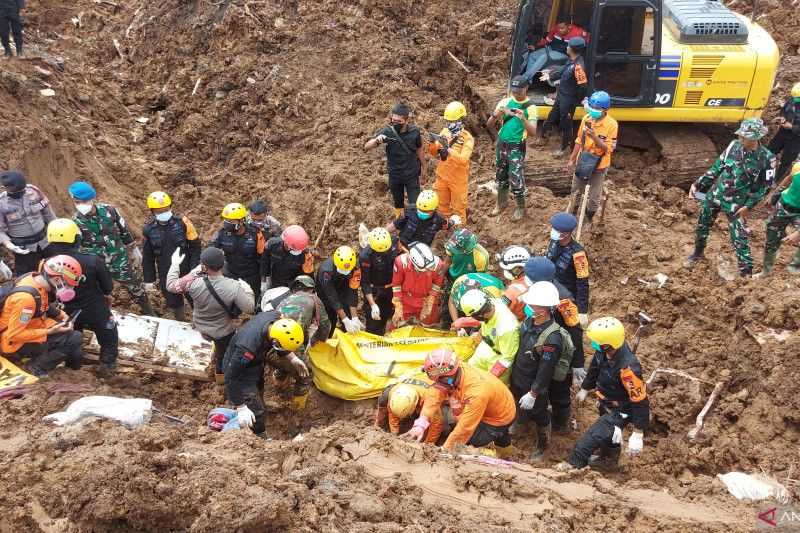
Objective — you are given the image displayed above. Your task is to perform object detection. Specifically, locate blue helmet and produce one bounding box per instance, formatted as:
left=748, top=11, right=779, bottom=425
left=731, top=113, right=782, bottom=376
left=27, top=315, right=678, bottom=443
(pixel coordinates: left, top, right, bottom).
left=588, top=91, right=611, bottom=110
left=550, top=212, right=578, bottom=232
left=68, top=181, right=97, bottom=201
left=524, top=256, right=556, bottom=283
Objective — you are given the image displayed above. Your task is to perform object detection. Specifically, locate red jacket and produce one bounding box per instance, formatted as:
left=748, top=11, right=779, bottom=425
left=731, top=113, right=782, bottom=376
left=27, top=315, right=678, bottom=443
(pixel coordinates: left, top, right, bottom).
left=536, top=23, right=590, bottom=48
left=391, top=254, right=445, bottom=310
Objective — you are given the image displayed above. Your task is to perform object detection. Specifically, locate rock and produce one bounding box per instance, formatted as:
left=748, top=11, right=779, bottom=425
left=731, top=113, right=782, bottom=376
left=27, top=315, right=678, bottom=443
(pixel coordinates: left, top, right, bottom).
left=655, top=250, right=673, bottom=262
left=350, top=493, right=386, bottom=521
left=274, top=17, right=285, bottom=29
left=749, top=303, right=766, bottom=315
left=78, top=94, right=90, bottom=103
left=39, top=88, right=56, bottom=97
left=215, top=90, right=227, bottom=99
left=246, top=77, right=256, bottom=84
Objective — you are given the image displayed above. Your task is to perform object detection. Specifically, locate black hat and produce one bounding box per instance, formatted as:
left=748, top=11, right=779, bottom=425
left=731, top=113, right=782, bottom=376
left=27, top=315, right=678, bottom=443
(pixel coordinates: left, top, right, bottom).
left=1, top=170, right=26, bottom=192
left=248, top=199, right=269, bottom=215
left=201, top=246, right=225, bottom=270
left=568, top=37, right=586, bottom=50
left=391, top=102, right=411, bottom=117
left=510, top=75, right=529, bottom=89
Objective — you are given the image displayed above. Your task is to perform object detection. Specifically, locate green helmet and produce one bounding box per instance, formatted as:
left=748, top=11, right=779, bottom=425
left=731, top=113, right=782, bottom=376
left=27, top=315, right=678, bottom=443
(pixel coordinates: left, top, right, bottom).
left=445, top=229, right=478, bottom=256
left=735, top=118, right=768, bottom=141
left=291, top=275, right=315, bottom=291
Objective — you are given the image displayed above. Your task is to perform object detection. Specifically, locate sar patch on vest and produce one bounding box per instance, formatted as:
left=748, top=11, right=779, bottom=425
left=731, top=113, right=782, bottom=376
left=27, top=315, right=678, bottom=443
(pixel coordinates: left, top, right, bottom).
left=620, top=368, right=647, bottom=402
left=573, top=251, right=589, bottom=278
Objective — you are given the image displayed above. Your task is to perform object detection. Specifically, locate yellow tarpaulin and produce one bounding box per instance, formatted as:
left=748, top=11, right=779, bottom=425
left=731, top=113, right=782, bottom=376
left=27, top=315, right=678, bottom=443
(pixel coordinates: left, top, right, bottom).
left=309, top=326, right=476, bottom=401
left=0, top=355, right=38, bottom=391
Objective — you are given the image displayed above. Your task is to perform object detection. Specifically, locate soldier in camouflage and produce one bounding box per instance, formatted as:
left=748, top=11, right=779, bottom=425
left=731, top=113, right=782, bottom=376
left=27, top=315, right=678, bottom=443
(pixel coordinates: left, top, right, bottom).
left=760, top=161, right=800, bottom=275
left=68, top=181, right=154, bottom=315
left=685, top=119, right=777, bottom=277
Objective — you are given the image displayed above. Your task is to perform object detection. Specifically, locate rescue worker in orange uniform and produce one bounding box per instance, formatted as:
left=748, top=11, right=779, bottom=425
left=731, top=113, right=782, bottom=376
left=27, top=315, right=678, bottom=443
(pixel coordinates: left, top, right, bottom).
left=0, top=255, right=85, bottom=376
left=428, top=101, right=474, bottom=223
left=498, top=245, right=532, bottom=320
left=404, top=348, right=516, bottom=455
left=374, top=376, right=444, bottom=444
left=390, top=241, right=445, bottom=328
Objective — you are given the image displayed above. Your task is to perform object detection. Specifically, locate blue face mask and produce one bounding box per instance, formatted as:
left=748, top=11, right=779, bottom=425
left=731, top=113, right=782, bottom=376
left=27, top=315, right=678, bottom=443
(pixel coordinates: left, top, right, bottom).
left=417, top=210, right=432, bottom=220
left=587, top=108, right=603, bottom=120
left=438, top=375, right=457, bottom=388
left=591, top=340, right=603, bottom=352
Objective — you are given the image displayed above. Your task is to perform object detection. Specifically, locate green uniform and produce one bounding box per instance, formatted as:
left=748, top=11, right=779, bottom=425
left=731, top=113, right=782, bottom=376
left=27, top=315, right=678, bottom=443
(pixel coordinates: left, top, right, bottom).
left=447, top=244, right=490, bottom=280
left=468, top=298, right=520, bottom=385
left=693, top=140, right=776, bottom=274
left=450, top=273, right=505, bottom=307
left=277, top=292, right=331, bottom=351
left=764, top=172, right=800, bottom=272
left=495, top=96, right=536, bottom=199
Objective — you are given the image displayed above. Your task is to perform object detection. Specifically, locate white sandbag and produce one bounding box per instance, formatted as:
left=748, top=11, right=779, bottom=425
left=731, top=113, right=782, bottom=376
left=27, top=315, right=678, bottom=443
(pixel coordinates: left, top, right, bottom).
left=43, top=395, right=153, bottom=428
left=717, top=472, right=790, bottom=504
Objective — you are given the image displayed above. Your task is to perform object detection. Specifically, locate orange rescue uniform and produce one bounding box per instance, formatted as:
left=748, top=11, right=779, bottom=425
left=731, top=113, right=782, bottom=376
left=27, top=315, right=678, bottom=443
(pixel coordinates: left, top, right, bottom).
left=381, top=378, right=443, bottom=444
left=429, top=128, right=474, bottom=223
left=0, top=275, right=60, bottom=354
left=420, top=364, right=515, bottom=450
left=502, top=275, right=530, bottom=321
left=575, top=114, right=619, bottom=170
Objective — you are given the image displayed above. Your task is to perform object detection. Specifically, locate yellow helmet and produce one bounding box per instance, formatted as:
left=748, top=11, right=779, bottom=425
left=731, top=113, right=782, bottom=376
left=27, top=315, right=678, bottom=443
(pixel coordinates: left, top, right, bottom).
left=443, top=101, right=467, bottom=121
left=792, top=82, right=800, bottom=98
left=47, top=218, right=80, bottom=244
left=333, top=245, right=357, bottom=271
left=269, top=318, right=305, bottom=352
left=221, top=202, right=247, bottom=221
left=792, top=161, right=800, bottom=177
left=147, top=191, right=172, bottom=209
left=460, top=288, right=491, bottom=317
left=416, top=190, right=439, bottom=212
left=586, top=317, right=626, bottom=350
left=388, top=384, right=419, bottom=419
left=368, top=227, right=392, bottom=253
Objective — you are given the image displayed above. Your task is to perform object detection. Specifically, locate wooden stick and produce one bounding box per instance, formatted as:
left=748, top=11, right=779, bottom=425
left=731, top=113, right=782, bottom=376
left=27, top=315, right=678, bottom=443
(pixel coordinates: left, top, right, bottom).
left=313, top=189, right=334, bottom=249
left=687, top=381, right=724, bottom=440
left=191, top=77, right=202, bottom=96
left=597, top=182, right=610, bottom=226
left=575, top=184, right=590, bottom=241
left=468, top=17, right=492, bottom=30
left=446, top=51, right=470, bottom=73
left=112, top=38, right=125, bottom=60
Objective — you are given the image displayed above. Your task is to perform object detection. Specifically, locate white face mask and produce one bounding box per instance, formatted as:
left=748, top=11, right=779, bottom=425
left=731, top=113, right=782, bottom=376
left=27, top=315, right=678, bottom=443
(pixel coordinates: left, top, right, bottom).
left=75, top=202, right=93, bottom=215
left=336, top=267, right=353, bottom=276
left=289, top=249, right=303, bottom=256
left=155, top=211, right=173, bottom=222
left=550, top=228, right=563, bottom=241
left=503, top=270, right=515, bottom=281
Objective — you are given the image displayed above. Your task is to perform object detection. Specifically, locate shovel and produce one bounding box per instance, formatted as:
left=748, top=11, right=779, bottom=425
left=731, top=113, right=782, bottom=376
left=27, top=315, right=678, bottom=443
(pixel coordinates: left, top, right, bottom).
left=631, top=311, right=653, bottom=354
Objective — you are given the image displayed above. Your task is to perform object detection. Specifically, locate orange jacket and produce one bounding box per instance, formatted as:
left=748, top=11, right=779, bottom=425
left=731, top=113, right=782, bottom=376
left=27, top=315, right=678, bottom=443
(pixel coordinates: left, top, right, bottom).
left=428, top=129, right=474, bottom=183
left=421, top=365, right=515, bottom=450
left=0, top=275, right=60, bottom=354
left=502, top=276, right=530, bottom=321
left=386, top=379, right=443, bottom=444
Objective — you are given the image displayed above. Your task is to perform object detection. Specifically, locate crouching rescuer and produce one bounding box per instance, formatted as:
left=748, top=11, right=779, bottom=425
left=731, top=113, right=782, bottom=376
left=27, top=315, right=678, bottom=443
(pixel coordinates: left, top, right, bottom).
left=223, top=314, right=305, bottom=436
left=375, top=377, right=443, bottom=443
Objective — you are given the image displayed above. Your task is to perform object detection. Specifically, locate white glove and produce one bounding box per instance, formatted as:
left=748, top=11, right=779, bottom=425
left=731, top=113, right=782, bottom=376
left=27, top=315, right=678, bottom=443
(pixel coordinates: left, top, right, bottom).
left=375, top=134, right=387, bottom=144
left=288, top=353, right=310, bottom=378
left=171, top=248, right=185, bottom=267
left=518, top=392, right=536, bottom=410
left=448, top=215, right=462, bottom=226
left=576, top=388, right=590, bottom=403
left=572, top=367, right=587, bottom=386
left=260, top=280, right=269, bottom=294
left=0, top=260, right=12, bottom=281
left=342, top=317, right=360, bottom=334
left=578, top=313, right=589, bottom=329
left=457, top=328, right=467, bottom=337
left=370, top=303, right=381, bottom=321
left=3, top=241, right=30, bottom=255
left=628, top=431, right=644, bottom=456
left=130, top=246, right=143, bottom=266
left=237, top=405, right=255, bottom=429
left=143, top=282, right=157, bottom=292
left=612, top=425, right=623, bottom=445
left=351, top=317, right=365, bottom=332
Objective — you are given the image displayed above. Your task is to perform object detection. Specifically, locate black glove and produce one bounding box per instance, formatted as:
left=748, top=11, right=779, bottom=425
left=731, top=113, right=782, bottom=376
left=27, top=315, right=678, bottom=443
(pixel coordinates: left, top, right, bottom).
left=438, top=147, right=449, bottom=161
left=770, top=191, right=782, bottom=206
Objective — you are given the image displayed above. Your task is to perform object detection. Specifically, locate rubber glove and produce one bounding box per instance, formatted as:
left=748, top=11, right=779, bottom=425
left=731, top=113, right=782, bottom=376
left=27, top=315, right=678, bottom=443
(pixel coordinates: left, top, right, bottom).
left=578, top=313, right=589, bottom=329
left=237, top=405, right=255, bottom=429
left=0, top=260, right=12, bottom=281
left=260, top=280, right=269, bottom=295
left=628, top=431, right=644, bottom=456
left=402, top=425, right=425, bottom=442
left=612, top=425, right=623, bottom=445
left=170, top=248, right=185, bottom=267
left=375, top=134, right=387, bottom=144
left=572, top=367, right=587, bottom=386
left=457, top=328, right=468, bottom=337
left=576, top=388, right=590, bottom=403
left=342, top=317, right=359, bottom=334
left=518, top=392, right=536, bottom=410
left=143, top=282, right=157, bottom=292
left=288, top=353, right=309, bottom=378
left=3, top=241, right=30, bottom=255
left=370, top=303, right=381, bottom=321
left=130, top=246, right=143, bottom=266
left=448, top=214, right=462, bottom=227
left=351, top=317, right=365, bottom=332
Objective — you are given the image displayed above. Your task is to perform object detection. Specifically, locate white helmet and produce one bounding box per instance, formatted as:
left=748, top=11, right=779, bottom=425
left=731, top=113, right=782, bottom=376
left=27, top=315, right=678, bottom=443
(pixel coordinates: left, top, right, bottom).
left=408, top=242, right=435, bottom=271
left=498, top=245, right=531, bottom=272
left=521, top=281, right=560, bottom=307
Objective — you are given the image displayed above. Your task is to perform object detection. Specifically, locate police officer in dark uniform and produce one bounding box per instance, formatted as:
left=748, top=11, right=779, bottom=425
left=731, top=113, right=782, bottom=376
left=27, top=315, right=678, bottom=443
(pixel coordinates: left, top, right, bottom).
left=567, top=317, right=650, bottom=470
left=541, top=37, right=589, bottom=157
left=316, top=245, right=363, bottom=335
left=43, top=219, right=118, bottom=376
left=545, top=212, right=590, bottom=329
left=524, top=255, right=586, bottom=385
left=262, top=224, right=314, bottom=289
left=359, top=227, right=399, bottom=335
left=767, top=82, right=800, bottom=182
left=141, top=191, right=201, bottom=321
left=513, top=281, right=573, bottom=461
left=387, top=190, right=449, bottom=249
left=209, top=202, right=266, bottom=305
left=223, top=313, right=305, bottom=436
left=247, top=199, right=282, bottom=240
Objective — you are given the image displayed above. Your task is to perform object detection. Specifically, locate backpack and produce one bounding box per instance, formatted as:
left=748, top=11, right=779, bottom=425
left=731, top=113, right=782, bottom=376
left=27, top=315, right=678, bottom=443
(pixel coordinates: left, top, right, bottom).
left=533, top=321, right=574, bottom=382
left=0, top=276, right=45, bottom=325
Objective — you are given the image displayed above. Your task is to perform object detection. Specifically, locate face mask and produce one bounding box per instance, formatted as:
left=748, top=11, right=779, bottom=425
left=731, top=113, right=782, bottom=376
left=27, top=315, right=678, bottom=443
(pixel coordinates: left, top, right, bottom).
left=591, top=340, right=603, bottom=352
left=223, top=221, right=241, bottom=232
left=155, top=211, right=172, bottom=222
left=794, top=97, right=800, bottom=104
left=417, top=210, right=432, bottom=220
left=550, top=228, right=563, bottom=240
left=447, top=121, right=463, bottom=136
left=503, top=270, right=515, bottom=281
left=7, top=190, right=24, bottom=200
left=52, top=278, right=76, bottom=303
left=289, top=249, right=303, bottom=256
left=75, top=202, right=93, bottom=215
left=336, top=267, right=353, bottom=276
left=250, top=219, right=264, bottom=228
left=587, top=108, right=603, bottom=120
left=438, top=375, right=458, bottom=388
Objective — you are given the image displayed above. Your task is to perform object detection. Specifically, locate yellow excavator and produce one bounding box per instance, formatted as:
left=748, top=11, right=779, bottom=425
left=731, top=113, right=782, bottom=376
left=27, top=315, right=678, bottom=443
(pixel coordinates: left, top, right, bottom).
left=471, top=0, right=780, bottom=190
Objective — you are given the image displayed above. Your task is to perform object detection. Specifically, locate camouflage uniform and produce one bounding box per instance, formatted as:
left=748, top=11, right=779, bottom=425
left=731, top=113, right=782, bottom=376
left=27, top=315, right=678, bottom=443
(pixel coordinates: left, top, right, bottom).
left=73, top=203, right=146, bottom=301
left=765, top=199, right=800, bottom=272
left=495, top=143, right=526, bottom=199
left=692, top=124, right=776, bottom=275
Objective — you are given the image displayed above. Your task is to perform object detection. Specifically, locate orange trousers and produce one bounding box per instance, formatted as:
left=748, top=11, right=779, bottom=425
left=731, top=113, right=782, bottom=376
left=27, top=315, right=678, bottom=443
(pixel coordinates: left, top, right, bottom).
left=434, top=172, right=468, bottom=223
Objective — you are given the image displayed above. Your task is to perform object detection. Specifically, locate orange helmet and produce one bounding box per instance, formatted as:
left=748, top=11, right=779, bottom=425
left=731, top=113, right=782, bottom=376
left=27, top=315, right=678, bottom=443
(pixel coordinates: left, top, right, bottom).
left=42, top=255, right=83, bottom=286
left=423, top=348, right=460, bottom=380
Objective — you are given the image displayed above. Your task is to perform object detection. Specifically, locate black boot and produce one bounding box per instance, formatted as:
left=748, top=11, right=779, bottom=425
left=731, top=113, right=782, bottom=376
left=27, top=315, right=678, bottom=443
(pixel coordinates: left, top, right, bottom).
left=172, top=306, right=186, bottom=322
left=683, top=242, right=706, bottom=269
left=530, top=424, right=550, bottom=462
left=137, top=293, right=155, bottom=316
left=551, top=410, right=572, bottom=435
left=588, top=445, right=621, bottom=471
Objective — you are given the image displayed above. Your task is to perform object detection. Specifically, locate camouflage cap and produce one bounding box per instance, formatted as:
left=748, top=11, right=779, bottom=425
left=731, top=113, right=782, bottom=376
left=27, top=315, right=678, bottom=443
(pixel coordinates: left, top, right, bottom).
left=735, top=118, right=768, bottom=140
left=444, top=229, right=478, bottom=255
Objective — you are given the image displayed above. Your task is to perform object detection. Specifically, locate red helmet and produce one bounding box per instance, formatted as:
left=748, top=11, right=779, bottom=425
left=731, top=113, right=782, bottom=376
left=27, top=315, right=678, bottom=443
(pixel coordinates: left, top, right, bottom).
left=423, top=348, right=460, bottom=380
left=42, top=255, right=83, bottom=286
left=281, top=224, right=309, bottom=251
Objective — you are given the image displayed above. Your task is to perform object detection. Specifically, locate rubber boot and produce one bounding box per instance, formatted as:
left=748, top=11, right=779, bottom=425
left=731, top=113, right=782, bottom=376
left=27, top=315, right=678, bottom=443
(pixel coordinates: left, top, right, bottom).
left=478, top=447, right=497, bottom=457
left=214, top=373, right=225, bottom=385
left=491, top=188, right=509, bottom=216
left=508, top=417, right=526, bottom=436
left=495, top=444, right=516, bottom=459
left=588, top=445, right=621, bottom=471
left=512, top=196, right=525, bottom=221
left=683, top=242, right=706, bottom=269
left=393, top=207, right=403, bottom=219
left=291, top=391, right=309, bottom=411
left=172, top=305, right=186, bottom=322
left=137, top=293, right=155, bottom=316
left=530, top=424, right=550, bottom=462
left=755, top=250, right=777, bottom=278
left=551, top=411, right=572, bottom=435
left=788, top=249, right=800, bottom=275
left=97, top=361, right=117, bottom=378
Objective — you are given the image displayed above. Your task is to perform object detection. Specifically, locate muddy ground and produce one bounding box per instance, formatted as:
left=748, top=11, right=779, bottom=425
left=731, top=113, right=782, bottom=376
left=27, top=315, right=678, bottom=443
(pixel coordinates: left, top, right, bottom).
left=0, top=0, right=798, bottom=530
